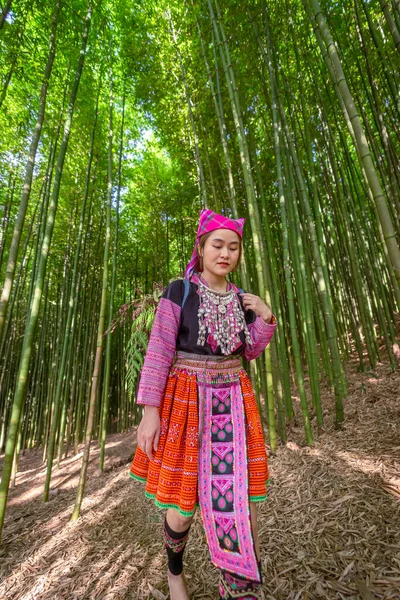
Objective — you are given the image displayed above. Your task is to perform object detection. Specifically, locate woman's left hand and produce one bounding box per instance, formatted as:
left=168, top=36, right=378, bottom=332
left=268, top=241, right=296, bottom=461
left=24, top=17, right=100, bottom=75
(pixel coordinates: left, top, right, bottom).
left=239, top=292, right=273, bottom=323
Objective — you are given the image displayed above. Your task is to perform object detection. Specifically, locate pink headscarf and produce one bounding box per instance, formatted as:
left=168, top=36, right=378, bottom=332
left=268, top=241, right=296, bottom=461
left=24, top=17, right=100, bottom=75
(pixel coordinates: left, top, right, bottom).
left=184, top=208, right=245, bottom=279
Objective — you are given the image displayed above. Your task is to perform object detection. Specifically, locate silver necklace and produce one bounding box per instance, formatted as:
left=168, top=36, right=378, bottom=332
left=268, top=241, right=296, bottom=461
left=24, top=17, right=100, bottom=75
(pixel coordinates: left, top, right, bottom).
left=196, top=276, right=253, bottom=355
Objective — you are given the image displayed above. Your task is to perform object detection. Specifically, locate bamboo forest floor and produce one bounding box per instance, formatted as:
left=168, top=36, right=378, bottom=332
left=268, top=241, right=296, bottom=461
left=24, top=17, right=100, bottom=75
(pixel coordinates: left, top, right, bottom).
left=1, top=343, right=400, bottom=598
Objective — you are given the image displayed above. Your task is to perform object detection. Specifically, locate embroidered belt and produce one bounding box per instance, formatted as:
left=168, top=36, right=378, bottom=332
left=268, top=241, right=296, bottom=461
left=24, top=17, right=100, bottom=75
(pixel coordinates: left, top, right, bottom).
left=173, top=350, right=242, bottom=369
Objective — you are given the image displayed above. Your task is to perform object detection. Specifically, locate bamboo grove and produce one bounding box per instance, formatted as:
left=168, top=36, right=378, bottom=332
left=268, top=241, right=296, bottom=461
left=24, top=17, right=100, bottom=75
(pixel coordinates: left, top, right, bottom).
left=0, top=0, right=399, bottom=542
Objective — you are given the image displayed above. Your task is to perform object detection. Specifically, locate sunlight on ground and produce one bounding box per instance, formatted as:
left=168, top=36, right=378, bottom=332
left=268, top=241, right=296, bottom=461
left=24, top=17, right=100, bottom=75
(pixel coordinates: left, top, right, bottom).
left=6, top=436, right=134, bottom=508
left=335, top=449, right=400, bottom=495
left=1, top=366, right=399, bottom=599
left=3, top=472, right=142, bottom=600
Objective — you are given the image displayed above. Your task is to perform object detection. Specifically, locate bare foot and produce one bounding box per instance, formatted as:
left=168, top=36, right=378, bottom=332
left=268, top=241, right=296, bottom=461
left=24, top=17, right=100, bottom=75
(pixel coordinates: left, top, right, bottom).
left=167, top=568, right=190, bottom=600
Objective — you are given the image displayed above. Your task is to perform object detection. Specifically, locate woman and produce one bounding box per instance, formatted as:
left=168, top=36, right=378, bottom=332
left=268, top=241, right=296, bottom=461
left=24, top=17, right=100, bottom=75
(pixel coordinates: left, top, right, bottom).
left=130, top=208, right=277, bottom=600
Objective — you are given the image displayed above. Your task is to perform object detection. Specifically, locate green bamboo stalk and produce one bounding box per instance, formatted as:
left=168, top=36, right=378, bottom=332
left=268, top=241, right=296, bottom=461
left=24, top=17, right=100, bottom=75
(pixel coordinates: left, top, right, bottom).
left=100, top=74, right=122, bottom=470
left=71, top=55, right=112, bottom=521
left=0, top=3, right=91, bottom=538
left=306, top=0, right=400, bottom=289
left=0, top=0, right=62, bottom=344
left=196, top=18, right=252, bottom=289
left=277, top=66, right=346, bottom=424
left=378, top=0, right=400, bottom=53
left=209, top=0, right=267, bottom=293
left=360, top=0, right=400, bottom=118
left=209, top=0, right=279, bottom=447
left=249, top=125, right=289, bottom=441
left=167, top=9, right=207, bottom=208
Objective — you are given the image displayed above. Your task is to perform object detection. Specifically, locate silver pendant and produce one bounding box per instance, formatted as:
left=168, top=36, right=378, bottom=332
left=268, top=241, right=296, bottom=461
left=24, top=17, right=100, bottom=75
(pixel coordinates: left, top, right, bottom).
left=196, top=278, right=253, bottom=354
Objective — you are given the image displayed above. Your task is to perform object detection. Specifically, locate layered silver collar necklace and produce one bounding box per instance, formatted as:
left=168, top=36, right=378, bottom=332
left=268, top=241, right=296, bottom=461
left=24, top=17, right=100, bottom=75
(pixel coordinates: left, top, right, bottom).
left=196, top=274, right=253, bottom=355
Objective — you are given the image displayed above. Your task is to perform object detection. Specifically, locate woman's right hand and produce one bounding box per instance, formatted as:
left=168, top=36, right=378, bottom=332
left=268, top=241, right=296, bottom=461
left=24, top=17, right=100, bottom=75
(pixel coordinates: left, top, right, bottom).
left=137, top=406, right=160, bottom=462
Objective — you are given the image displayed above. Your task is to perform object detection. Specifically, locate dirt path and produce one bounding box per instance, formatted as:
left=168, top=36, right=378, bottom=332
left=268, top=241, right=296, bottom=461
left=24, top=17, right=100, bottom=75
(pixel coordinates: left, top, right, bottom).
left=0, top=355, right=399, bottom=599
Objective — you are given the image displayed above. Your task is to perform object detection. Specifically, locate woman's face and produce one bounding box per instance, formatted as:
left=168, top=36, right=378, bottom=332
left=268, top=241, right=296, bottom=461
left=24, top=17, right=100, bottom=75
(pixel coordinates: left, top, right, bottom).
left=200, top=228, right=241, bottom=276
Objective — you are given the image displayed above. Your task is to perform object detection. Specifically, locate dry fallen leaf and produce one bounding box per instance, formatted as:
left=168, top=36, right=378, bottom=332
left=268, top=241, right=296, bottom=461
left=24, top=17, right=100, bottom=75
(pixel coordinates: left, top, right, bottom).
left=1, top=333, right=400, bottom=600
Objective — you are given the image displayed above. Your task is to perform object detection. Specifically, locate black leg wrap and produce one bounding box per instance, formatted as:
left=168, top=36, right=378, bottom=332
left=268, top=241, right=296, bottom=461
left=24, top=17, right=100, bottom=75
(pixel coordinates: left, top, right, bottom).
left=164, top=514, right=191, bottom=576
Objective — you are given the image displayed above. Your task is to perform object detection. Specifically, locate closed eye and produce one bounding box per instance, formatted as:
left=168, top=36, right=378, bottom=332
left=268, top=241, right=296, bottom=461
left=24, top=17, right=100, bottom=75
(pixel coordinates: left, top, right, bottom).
left=213, top=245, right=238, bottom=250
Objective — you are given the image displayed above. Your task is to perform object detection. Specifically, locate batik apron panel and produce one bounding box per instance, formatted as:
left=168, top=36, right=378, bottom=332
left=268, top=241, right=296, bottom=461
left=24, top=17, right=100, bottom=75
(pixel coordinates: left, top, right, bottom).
left=174, top=351, right=261, bottom=584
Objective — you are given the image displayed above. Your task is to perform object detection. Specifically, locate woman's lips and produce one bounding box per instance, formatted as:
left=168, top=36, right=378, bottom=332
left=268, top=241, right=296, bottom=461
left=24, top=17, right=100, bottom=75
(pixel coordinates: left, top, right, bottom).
left=218, top=262, right=229, bottom=266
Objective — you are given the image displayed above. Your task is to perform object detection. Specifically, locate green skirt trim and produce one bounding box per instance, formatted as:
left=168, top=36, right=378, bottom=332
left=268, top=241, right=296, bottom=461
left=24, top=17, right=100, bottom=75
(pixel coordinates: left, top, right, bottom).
left=129, top=472, right=270, bottom=514
left=145, top=491, right=200, bottom=517
left=249, top=494, right=267, bottom=502
left=130, top=472, right=146, bottom=482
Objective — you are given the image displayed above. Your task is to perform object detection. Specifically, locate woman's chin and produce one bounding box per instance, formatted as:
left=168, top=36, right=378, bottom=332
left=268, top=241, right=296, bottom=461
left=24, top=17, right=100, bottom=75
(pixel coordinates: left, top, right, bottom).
left=204, top=265, right=231, bottom=276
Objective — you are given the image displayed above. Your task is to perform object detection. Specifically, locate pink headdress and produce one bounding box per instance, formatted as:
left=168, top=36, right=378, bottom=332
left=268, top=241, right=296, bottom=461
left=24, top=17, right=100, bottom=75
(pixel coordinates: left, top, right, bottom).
left=184, top=208, right=245, bottom=279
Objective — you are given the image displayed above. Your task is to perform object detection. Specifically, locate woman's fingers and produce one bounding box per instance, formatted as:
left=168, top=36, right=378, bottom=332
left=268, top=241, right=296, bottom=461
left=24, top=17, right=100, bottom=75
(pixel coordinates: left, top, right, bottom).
left=239, top=292, right=268, bottom=315
left=240, top=292, right=258, bottom=308
left=145, top=440, right=154, bottom=462
left=138, top=435, right=157, bottom=461
left=137, top=414, right=160, bottom=461
left=138, top=436, right=154, bottom=461
left=153, top=428, right=160, bottom=452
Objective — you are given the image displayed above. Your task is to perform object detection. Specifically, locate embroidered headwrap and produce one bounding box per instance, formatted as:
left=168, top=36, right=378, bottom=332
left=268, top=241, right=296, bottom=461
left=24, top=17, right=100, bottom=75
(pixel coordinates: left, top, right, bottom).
left=184, top=208, right=245, bottom=279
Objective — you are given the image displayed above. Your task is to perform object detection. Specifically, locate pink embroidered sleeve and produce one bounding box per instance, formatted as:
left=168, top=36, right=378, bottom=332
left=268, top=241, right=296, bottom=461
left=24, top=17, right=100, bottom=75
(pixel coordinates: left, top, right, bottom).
left=243, top=314, right=277, bottom=361
left=136, top=293, right=182, bottom=407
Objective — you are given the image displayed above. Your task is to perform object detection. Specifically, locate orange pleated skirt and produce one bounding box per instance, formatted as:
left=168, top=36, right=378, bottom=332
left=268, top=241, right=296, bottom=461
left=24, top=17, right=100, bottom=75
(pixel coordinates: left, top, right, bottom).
left=129, top=355, right=269, bottom=518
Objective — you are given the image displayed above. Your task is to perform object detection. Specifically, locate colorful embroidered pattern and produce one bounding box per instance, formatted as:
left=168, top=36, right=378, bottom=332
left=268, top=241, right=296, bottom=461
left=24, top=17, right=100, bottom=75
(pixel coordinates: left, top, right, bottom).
left=164, top=523, right=191, bottom=553
left=198, top=379, right=260, bottom=582
left=219, top=567, right=263, bottom=599
left=135, top=275, right=278, bottom=410
left=243, top=314, right=277, bottom=361
left=136, top=297, right=181, bottom=407
left=184, top=208, right=245, bottom=279
left=131, top=367, right=200, bottom=516
left=130, top=357, right=269, bottom=581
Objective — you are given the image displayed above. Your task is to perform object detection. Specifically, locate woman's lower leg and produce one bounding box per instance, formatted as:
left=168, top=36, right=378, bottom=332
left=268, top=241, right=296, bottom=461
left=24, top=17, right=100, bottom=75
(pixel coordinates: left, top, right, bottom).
left=164, top=508, right=193, bottom=575
left=165, top=509, right=193, bottom=600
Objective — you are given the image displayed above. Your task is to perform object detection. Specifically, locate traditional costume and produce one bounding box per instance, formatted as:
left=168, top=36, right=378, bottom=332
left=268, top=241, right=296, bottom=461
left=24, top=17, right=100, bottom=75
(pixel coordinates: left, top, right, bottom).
left=130, top=208, right=277, bottom=599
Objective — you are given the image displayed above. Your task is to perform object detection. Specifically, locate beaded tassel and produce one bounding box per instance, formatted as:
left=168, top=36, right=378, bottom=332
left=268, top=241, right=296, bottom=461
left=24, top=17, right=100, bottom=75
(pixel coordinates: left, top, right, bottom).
left=196, top=277, right=252, bottom=355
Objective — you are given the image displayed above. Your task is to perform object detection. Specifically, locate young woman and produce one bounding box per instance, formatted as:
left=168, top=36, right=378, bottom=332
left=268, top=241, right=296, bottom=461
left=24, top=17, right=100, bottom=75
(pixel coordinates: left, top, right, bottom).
left=130, top=208, right=277, bottom=600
